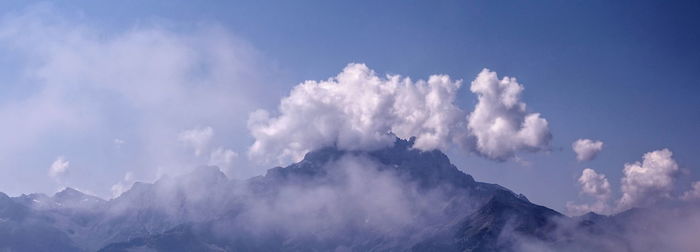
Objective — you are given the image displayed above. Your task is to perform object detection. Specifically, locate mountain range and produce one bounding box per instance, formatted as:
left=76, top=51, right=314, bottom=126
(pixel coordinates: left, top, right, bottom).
left=0, top=138, right=696, bottom=251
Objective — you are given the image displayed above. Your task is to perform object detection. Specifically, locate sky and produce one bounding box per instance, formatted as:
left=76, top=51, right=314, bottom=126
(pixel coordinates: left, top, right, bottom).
left=0, top=0, right=699, bottom=214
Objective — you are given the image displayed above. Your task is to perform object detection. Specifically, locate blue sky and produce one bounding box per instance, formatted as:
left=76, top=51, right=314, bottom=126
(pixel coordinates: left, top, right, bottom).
left=0, top=0, right=698, bottom=213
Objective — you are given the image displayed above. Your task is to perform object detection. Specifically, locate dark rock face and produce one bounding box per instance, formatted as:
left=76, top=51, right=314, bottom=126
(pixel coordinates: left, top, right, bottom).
left=3, top=138, right=682, bottom=251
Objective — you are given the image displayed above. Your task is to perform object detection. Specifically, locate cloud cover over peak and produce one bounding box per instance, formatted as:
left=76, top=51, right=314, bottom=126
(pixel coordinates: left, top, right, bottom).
left=248, top=64, right=551, bottom=164
left=248, top=63, right=466, bottom=163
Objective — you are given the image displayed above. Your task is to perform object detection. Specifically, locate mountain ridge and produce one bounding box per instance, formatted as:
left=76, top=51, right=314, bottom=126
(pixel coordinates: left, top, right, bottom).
left=0, top=137, right=686, bottom=251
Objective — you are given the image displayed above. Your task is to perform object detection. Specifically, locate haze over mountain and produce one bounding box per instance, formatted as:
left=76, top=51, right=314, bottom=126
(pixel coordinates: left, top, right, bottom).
left=2, top=2, right=700, bottom=251
left=1, top=138, right=698, bottom=251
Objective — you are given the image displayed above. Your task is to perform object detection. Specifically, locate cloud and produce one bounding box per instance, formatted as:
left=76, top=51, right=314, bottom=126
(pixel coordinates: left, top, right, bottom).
left=209, top=147, right=238, bottom=175
left=572, top=139, right=604, bottom=161
left=230, top=154, right=462, bottom=242
left=566, top=168, right=612, bottom=215
left=113, top=138, right=125, bottom=145
left=465, top=69, right=551, bottom=160
left=110, top=171, right=134, bottom=198
left=178, top=126, right=214, bottom=156
left=248, top=65, right=550, bottom=164
left=177, top=126, right=238, bottom=175
left=681, top=181, right=700, bottom=201
left=0, top=5, right=271, bottom=195
left=48, top=156, right=70, bottom=180
left=567, top=149, right=688, bottom=215
left=618, top=149, right=679, bottom=210
left=578, top=168, right=612, bottom=200
left=248, top=63, right=465, bottom=163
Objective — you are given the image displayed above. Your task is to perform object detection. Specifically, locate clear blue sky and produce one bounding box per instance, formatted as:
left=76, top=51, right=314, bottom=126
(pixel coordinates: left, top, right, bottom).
left=0, top=0, right=698, bottom=213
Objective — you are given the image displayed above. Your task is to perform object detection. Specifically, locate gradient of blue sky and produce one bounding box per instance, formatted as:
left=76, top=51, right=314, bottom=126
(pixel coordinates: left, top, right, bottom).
left=0, top=0, right=698, bottom=212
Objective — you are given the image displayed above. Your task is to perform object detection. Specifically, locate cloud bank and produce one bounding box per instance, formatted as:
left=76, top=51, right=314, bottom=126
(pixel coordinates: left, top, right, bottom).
left=248, top=64, right=551, bottom=164
left=0, top=6, right=270, bottom=195
left=572, top=139, right=603, bottom=161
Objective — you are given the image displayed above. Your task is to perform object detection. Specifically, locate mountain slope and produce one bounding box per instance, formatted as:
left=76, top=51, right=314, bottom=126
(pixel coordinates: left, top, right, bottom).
left=96, top=138, right=562, bottom=251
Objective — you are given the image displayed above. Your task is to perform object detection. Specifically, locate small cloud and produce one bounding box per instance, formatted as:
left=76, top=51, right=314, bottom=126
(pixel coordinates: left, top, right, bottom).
left=178, top=126, right=214, bottom=156
left=566, top=168, right=612, bottom=215
left=572, top=139, right=603, bottom=162
left=579, top=168, right=612, bottom=200
left=110, top=171, right=135, bottom=198
left=48, top=156, right=70, bottom=180
left=113, top=138, right=126, bottom=146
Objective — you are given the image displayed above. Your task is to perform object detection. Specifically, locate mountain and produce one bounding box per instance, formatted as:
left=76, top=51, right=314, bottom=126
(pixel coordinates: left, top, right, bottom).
left=99, top=138, right=562, bottom=251
left=0, top=138, right=695, bottom=251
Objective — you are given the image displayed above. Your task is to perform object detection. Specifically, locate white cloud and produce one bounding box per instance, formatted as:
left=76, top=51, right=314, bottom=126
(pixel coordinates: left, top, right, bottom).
left=465, top=69, right=551, bottom=160
left=209, top=147, right=238, bottom=175
left=248, top=63, right=465, bottom=163
left=578, top=168, right=612, bottom=200
left=178, top=126, right=214, bottom=156
left=681, top=181, right=700, bottom=201
left=567, top=149, right=689, bottom=215
left=48, top=156, right=70, bottom=180
left=572, top=139, right=604, bottom=161
left=248, top=65, right=551, bottom=164
left=566, top=168, right=612, bottom=215
left=0, top=6, right=270, bottom=195
left=618, top=149, right=679, bottom=210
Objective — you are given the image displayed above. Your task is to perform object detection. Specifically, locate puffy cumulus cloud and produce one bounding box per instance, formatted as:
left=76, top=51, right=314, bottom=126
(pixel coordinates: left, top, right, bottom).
left=48, top=156, right=70, bottom=180
left=248, top=63, right=465, bottom=163
left=578, top=168, right=612, bottom=200
left=681, top=181, right=700, bottom=201
left=567, top=149, right=692, bottom=215
left=566, top=168, right=612, bottom=215
left=178, top=126, right=214, bottom=156
left=618, top=149, right=679, bottom=210
left=572, top=139, right=604, bottom=162
left=466, top=69, right=551, bottom=160
left=248, top=65, right=551, bottom=164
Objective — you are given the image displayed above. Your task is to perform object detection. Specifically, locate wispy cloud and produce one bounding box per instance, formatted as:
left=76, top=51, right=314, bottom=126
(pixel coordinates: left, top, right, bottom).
left=0, top=5, right=272, bottom=194
left=48, top=156, right=70, bottom=181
